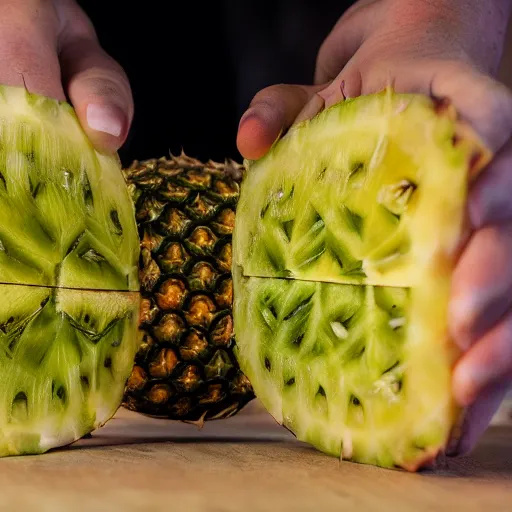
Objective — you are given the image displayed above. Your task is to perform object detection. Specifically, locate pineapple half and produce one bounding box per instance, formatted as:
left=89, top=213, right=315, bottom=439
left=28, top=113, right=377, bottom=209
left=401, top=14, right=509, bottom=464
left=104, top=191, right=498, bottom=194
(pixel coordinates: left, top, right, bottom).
left=232, top=89, right=492, bottom=471
left=0, top=85, right=140, bottom=456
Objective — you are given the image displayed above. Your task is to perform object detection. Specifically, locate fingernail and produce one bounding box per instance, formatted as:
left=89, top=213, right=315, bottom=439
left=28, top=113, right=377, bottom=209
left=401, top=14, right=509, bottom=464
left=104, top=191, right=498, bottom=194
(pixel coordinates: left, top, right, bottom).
left=340, top=80, right=348, bottom=100
left=294, top=94, right=325, bottom=125
left=86, top=104, right=123, bottom=137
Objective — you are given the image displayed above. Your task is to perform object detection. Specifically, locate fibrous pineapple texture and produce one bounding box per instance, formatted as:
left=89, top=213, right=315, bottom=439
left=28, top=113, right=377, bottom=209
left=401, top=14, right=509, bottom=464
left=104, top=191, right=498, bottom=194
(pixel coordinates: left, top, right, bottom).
left=0, top=86, right=139, bottom=291
left=232, top=89, right=491, bottom=471
left=0, top=85, right=140, bottom=456
left=122, top=155, right=254, bottom=421
left=234, top=91, right=488, bottom=287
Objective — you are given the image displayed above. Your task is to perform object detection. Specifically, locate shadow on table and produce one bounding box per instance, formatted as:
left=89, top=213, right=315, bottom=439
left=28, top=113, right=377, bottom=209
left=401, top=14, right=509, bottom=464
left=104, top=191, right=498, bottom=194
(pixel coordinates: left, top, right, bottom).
left=54, top=405, right=512, bottom=479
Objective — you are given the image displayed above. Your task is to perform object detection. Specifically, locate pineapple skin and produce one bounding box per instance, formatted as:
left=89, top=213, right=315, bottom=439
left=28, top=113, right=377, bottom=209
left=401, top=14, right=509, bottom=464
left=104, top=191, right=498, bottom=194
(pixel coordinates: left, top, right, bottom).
left=122, top=154, right=254, bottom=421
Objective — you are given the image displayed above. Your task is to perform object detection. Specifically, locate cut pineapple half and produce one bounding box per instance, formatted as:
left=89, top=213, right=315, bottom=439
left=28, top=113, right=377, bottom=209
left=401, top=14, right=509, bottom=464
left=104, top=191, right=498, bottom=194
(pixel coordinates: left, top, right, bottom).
left=0, top=85, right=140, bottom=457
left=232, top=89, right=492, bottom=471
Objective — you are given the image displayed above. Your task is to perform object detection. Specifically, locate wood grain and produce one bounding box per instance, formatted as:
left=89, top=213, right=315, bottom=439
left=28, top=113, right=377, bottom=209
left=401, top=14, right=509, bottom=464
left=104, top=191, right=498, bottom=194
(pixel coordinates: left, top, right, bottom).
left=0, top=400, right=510, bottom=511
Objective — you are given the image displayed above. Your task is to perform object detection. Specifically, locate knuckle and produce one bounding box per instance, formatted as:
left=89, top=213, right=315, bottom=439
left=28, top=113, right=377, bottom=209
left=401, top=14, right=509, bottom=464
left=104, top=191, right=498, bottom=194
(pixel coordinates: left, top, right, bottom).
left=0, top=39, right=58, bottom=76
left=251, top=84, right=290, bottom=107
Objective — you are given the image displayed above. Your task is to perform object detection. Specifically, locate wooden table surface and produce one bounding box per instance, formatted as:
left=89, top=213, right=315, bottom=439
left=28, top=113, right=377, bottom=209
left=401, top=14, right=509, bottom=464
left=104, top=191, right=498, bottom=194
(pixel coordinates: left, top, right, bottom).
left=1, top=400, right=511, bottom=512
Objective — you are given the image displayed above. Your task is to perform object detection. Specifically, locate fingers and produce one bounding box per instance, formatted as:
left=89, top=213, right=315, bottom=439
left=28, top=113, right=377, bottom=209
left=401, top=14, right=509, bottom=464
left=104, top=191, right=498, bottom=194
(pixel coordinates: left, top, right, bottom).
left=452, top=309, right=512, bottom=407
left=314, top=14, right=363, bottom=86
left=429, top=63, right=512, bottom=154
left=446, top=67, right=512, bottom=414
left=450, top=226, right=512, bottom=415
left=450, top=224, right=512, bottom=351
left=448, top=380, right=510, bottom=456
left=313, top=0, right=380, bottom=85
left=236, top=83, right=325, bottom=160
left=56, top=0, right=133, bottom=154
left=318, top=58, right=512, bottom=155
left=0, top=1, right=64, bottom=99
left=469, top=139, right=512, bottom=228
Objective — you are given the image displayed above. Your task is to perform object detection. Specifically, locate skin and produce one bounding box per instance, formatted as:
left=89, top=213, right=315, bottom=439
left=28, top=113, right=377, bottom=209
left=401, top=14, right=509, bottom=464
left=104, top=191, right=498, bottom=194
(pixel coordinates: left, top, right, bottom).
left=4, top=0, right=512, bottom=456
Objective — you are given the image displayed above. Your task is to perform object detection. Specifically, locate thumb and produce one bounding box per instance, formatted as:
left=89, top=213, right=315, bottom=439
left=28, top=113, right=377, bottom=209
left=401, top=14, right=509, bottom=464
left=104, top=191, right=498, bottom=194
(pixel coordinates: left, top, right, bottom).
left=57, top=2, right=133, bottom=154
left=237, top=83, right=326, bottom=161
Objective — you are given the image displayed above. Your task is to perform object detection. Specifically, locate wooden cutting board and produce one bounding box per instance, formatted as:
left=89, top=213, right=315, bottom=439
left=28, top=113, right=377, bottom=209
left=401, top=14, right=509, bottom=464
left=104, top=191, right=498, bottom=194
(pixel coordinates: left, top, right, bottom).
left=1, top=400, right=511, bottom=511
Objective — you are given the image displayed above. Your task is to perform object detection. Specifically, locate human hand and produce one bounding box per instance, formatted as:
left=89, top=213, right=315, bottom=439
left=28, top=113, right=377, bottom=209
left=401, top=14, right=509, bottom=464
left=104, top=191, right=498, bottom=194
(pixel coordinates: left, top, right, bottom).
left=236, top=0, right=512, bottom=456
left=0, top=0, right=132, bottom=154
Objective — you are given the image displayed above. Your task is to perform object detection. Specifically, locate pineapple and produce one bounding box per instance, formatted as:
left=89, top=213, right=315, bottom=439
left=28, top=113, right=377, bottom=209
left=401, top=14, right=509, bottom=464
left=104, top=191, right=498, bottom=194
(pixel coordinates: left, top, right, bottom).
left=122, top=154, right=254, bottom=421
left=232, top=89, right=492, bottom=471
left=0, top=85, right=140, bottom=456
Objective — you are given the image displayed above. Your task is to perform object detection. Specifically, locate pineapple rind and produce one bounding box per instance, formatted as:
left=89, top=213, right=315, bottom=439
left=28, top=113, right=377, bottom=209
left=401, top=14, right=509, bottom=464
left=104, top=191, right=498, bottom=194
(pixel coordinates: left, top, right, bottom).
left=0, top=85, right=139, bottom=291
left=0, top=285, right=140, bottom=457
left=121, top=155, right=255, bottom=421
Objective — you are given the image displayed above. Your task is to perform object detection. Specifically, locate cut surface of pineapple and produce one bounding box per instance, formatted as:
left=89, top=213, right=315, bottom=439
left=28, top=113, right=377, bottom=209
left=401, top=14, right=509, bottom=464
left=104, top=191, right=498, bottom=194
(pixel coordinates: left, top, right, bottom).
left=0, top=85, right=139, bottom=291
left=233, top=90, right=490, bottom=287
left=0, top=284, right=140, bottom=457
left=233, top=269, right=456, bottom=470
left=0, top=85, right=141, bottom=457
left=232, top=89, right=492, bottom=471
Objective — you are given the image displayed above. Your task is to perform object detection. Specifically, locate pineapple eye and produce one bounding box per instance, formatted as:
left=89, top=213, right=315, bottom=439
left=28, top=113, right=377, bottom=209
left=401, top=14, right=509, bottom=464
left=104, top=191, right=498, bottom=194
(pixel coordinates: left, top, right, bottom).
left=350, top=395, right=361, bottom=406
left=377, top=179, right=417, bottom=216
left=110, top=209, right=123, bottom=235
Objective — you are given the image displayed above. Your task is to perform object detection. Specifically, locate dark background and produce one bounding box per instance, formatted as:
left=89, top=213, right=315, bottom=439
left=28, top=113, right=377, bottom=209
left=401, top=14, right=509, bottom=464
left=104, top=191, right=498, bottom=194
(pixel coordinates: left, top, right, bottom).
left=78, top=1, right=355, bottom=167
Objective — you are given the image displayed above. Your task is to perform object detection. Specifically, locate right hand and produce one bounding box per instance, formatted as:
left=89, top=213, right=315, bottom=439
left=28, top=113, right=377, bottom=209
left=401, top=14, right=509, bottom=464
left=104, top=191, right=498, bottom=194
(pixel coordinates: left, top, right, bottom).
left=236, top=0, right=512, bottom=457
left=0, top=0, right=133, bottom=154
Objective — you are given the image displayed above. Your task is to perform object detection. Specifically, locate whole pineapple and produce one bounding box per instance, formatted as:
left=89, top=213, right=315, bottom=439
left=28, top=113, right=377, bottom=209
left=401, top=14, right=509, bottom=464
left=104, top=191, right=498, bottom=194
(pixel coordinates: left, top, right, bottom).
left=122, top=154, right=254, bottom=421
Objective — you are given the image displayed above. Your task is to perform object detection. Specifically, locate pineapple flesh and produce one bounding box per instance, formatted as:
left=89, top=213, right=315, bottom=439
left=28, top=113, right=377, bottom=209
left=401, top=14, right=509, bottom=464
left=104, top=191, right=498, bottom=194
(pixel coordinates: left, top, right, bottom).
left=0, top=85, right=140, bottom=456
left=122, top=155, right=254, bottom=421
left=232, top=89, right=492, bottom=471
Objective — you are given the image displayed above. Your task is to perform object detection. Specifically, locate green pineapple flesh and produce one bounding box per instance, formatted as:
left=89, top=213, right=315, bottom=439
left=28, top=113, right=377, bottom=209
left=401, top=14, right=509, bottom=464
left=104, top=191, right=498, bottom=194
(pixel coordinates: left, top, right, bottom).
left=0, top=85, right=139, bottom=291
left=0, top=85, right=140, bottom=456
left=233, top=90, right=487, bottom=287
left=0, top=285, right=139, bottom=456
left=233, top=269, right=455, bottom=469
left=232, top=89, right=491, bottom=471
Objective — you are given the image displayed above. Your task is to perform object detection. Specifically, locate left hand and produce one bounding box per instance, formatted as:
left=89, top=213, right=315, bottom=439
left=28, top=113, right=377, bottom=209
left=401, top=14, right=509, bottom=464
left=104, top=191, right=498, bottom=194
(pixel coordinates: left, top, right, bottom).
left=236, top=0, right=512, bottom=456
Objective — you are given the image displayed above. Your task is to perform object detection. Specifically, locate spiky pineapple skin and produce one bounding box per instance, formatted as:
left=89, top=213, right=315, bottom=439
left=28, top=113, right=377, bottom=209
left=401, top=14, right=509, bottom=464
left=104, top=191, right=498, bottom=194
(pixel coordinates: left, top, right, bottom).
left=122, top=154, right=254, bottom=421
